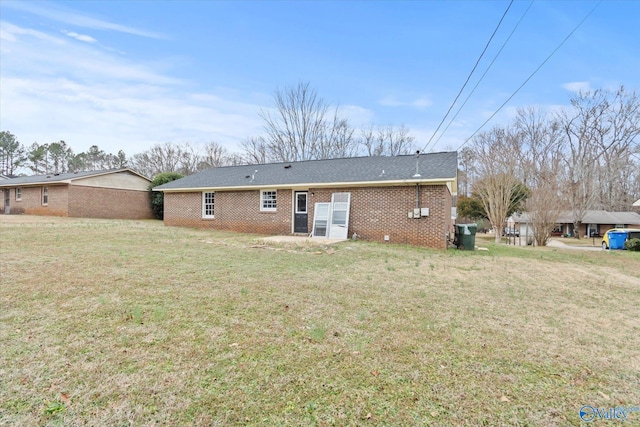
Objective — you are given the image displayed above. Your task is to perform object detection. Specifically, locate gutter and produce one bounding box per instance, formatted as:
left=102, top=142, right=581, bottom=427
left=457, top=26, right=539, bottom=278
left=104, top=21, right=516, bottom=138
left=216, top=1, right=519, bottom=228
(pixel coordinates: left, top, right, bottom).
left=156, top=177, right=457, bottom=192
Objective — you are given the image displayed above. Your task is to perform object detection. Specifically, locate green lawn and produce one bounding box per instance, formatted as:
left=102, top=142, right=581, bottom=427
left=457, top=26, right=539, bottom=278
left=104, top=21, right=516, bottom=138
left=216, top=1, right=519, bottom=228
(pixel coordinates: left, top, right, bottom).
left=1, top=216, right=639, bottom=426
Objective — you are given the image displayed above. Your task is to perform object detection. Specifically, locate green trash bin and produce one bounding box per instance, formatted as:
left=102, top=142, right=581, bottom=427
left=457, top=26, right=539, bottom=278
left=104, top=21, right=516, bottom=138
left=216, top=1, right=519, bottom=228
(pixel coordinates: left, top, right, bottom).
left=455, top=223, right=477, bottom=250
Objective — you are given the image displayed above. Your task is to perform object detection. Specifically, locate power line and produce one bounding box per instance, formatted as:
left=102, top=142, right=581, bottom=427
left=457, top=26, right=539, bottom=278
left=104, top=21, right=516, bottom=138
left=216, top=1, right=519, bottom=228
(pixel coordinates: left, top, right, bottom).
left=428, top=0, right=534, bottom=151
left=423, top=0, right=602, bottom=200
left=453, top=0, right=602, bottom=153
left=420, top=0, right=514, bottom=154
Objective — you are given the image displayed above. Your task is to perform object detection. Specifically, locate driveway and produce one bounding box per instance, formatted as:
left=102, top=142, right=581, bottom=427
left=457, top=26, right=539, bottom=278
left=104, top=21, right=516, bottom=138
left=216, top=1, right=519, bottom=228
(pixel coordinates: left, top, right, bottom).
left=547, top=239, right=603, bottom=251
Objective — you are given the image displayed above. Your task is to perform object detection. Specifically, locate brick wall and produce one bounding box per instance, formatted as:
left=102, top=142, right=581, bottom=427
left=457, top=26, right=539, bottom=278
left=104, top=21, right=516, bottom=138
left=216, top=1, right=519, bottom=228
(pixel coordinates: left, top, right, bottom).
left=164, top=184, right=452, bottom=249
left=308, top=185, right=452, bottom=249
left=0, top=184, right=153, bottom=219
left=68, top=185, right=153, bottom=219
left=164, top=189, right=292, bottom=235
left=2, top=185, right=69, bottom=216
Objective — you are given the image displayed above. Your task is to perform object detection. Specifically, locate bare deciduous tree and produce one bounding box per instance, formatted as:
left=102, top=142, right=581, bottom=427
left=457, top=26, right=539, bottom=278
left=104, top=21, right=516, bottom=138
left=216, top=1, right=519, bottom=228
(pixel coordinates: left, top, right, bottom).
left=132, top=142, right=184, bottom=178
left=359, top=124, right=415, bottom=157
left=198, top=141, right=230, bottom=170
left=257, top=81, right=358, bottom=162
left=558, top=87, right=640, bottom=237
left=589, top=87, right=640, bottom=211
left=241, top=137, right=268, bottom=165
left=457, top=146, right=476, bottom=197
left=178, top=143, right=202, bottom=176
left=513, top=107, right=564, bottom=245
left=471, top=127, right=525, bottom=243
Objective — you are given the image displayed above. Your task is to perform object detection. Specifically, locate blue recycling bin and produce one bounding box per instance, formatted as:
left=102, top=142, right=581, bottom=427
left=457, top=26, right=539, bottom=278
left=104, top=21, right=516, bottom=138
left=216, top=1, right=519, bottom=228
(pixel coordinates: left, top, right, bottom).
left=608, top=231, right=627, bottom=250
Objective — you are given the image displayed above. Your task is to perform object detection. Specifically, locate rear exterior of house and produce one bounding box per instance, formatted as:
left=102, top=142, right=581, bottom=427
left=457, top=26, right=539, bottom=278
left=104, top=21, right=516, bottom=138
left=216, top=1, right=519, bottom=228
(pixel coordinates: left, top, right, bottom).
left=0, top=169, right=154, bottom=220
left=157, top=152, right=458, bottom=249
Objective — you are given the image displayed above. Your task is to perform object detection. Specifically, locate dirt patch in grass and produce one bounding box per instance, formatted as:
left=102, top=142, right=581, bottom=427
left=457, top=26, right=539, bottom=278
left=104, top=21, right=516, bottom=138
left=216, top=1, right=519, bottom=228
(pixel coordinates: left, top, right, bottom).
left=1, top=215, right=639, bottom=426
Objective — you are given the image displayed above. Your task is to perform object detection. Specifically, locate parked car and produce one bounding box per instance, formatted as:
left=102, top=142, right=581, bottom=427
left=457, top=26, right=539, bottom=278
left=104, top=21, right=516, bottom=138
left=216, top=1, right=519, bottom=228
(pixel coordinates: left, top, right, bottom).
left=502, top=227, right=520, bottom=237
left=602, top=228, right=640, bottom=249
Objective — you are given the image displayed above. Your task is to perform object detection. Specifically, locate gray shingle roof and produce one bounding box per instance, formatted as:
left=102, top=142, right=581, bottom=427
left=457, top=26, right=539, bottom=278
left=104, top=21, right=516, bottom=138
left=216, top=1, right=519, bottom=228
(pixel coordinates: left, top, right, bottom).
left=556, top=210, right=640, bottom=225
left=155, top=152, right=458, bottom=191
left=0, top=168, right=149, bottom=187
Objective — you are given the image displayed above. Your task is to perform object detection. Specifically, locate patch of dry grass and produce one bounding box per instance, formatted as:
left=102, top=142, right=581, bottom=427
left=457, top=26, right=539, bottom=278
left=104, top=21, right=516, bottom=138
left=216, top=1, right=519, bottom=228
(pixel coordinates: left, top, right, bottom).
left=1, top=215, right=639, bottom=426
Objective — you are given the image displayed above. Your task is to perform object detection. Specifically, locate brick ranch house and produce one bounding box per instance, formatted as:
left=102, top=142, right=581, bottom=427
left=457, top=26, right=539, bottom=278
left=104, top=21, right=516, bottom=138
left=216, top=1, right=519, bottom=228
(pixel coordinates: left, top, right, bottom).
left=510, top=209, right=640, bottom=240
left=0, top=168, right=154, bottom=219
left=155, top=152, right=458, bottom=249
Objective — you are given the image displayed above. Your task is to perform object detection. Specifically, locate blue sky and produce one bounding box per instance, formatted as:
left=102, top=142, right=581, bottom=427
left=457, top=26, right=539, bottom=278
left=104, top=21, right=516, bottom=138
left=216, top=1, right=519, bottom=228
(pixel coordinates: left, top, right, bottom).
left=1, top=0, right=639, bottom=157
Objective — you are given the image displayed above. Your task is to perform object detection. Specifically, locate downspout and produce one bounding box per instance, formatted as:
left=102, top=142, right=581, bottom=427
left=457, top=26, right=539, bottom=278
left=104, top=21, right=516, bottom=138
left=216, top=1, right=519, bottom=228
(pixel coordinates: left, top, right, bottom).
left=412, top=150, right=422, bottom=245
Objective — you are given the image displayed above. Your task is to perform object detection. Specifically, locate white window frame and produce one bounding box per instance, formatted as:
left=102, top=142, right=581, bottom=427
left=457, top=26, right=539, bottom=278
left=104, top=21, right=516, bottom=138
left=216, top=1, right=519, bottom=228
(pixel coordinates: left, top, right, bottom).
left=42, top=186, right=48, bottom=205
left=202, top=191, right=215, bottom=218
left=260, top=190, right=277, bottom=212
left=16, top=187, right=22, bottom=201
left=295, top=192, right=307, bottom=214
left=587, top=223, right=599, bottom=237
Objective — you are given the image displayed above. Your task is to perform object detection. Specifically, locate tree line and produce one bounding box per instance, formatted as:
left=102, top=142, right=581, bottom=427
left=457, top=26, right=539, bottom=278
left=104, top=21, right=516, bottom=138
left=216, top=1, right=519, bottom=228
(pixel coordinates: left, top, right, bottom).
left=458, top=85, right=640, bottom=243
left=0, top=136, right=129, bottom=176
left=1, top=82, right=417, bottom=179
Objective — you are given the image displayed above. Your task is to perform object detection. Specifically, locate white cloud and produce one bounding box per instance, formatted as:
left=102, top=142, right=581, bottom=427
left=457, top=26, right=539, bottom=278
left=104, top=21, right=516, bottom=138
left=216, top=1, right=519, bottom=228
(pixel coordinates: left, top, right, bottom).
left=0, top=22, right=264, bottom=156
left=3, top=1, right=165, bottom=39
left=342, top=105, right=375, bottom=125
left=1, top=22, right=180, bottom=84
left=562, top=81, right=592, bottom=93
left=378, top=95, right=433, bottom=109
left=0, top=21, right=64, bottom=45
left=63, top=30, right=97, bottom=43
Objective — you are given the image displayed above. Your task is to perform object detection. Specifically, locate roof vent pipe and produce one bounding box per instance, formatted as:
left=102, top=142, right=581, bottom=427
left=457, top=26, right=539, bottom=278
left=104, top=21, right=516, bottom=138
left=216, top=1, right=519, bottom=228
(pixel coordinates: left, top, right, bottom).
left=413, top=150, right=421, bottom=178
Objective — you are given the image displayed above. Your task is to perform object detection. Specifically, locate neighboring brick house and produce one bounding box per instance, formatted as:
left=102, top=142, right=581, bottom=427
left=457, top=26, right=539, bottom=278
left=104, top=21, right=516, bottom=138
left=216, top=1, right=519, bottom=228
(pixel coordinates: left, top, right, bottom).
left=155, top=152, right=458, bottom=249
left=511, top=210, right=640, bottom=240
left=0, top=169, right=153, bottom=220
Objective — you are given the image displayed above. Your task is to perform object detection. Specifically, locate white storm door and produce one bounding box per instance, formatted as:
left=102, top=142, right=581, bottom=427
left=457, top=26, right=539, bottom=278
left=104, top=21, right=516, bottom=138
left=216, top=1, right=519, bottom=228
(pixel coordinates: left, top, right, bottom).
left=312, top=202, right=330, bottom=238
left=328, top=192, right=351, bottom=239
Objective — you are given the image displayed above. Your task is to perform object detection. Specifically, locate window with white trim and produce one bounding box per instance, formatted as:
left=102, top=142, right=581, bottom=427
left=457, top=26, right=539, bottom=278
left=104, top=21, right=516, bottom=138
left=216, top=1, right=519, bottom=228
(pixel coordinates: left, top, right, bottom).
left=16, top=188, right=22, bottom=201
left=42, top=187, right=48, bottom=205
left=202, top=192, right=215, bottom=218
left=587, top=223, right=599, bottom=237
left=260, top=190, right=277, bottom=211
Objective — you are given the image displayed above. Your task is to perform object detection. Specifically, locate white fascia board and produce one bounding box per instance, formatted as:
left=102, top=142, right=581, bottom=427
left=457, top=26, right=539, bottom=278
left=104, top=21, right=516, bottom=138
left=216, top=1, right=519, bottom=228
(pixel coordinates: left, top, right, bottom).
left=69, top=168, right=150, bottom=183
left=159, top=177, right=456, bottom=192
left=447, top=181, right=457, bottom=196
left=0, top=169, right=149, bottom=187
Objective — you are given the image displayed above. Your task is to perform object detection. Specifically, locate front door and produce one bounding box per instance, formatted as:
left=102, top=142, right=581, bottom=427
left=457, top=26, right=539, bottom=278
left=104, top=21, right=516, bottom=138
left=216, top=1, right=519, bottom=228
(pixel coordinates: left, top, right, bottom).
left=4, top=190, right=10, bottom=214
left=294, top=191, right=308, bottom=233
